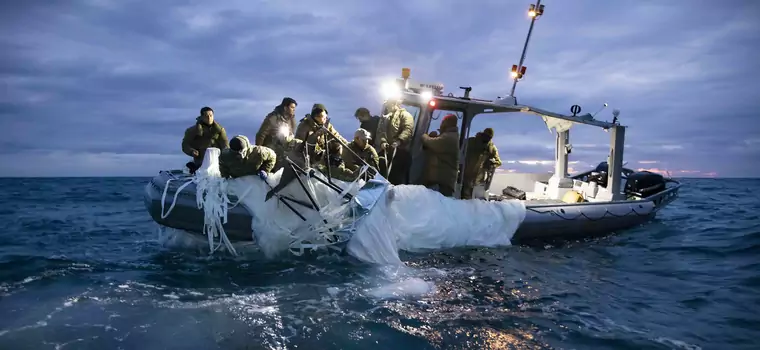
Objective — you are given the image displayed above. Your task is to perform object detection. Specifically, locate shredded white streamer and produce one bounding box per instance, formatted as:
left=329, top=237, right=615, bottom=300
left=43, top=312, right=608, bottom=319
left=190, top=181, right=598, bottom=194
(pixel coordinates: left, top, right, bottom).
left=159, top=148, right=369, bottom=258
left=159, top=148, right=240, bottom=256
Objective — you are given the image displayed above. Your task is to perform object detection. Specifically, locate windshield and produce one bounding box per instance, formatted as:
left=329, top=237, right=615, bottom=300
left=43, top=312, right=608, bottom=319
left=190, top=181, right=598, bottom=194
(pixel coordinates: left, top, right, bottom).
left=402, top=104, right=420, bottom=120
left=401, top=103, right=421, bottom=134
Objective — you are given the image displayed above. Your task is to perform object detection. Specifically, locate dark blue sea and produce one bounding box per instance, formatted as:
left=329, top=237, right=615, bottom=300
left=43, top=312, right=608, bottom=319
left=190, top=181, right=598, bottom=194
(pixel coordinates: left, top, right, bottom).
left=0, top=177, right=758, bottom=350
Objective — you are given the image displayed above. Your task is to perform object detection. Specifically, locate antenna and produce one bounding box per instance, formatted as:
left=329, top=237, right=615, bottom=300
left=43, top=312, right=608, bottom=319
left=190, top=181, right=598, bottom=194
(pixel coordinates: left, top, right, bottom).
left=509, top=0, right=546, bottom=98
left=592, top=103, right=608, bottom=118
left=612, top=109, right=620, bottom=124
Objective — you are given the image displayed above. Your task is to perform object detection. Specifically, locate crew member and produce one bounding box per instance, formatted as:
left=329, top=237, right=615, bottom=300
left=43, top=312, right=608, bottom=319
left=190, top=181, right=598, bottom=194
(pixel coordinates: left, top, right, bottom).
left=294, top=103, right=348, bottom=163
left=255, top=97, right=298, bottom=149
left=354, top=107, right=380, bottom=142
left=461, top=128, right=502, bottom=199
left=343, top=128, right=380, bottom=176
left=219, top=135, right=276, bottom=180
left=182, top=106, right=229, bottom=173
left=272, top=134, right=304, bottom=173
left=421, top=114, right=460, bottom=197
left=316, top=141, right=360, bottom=182
left=375, top=98, right=413, bottom=185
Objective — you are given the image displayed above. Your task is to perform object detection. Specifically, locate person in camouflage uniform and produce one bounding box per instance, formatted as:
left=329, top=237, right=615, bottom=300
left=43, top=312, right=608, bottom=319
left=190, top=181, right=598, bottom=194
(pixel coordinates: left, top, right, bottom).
left=343, top=128, right=380, bottom=172
left=264, top=104, right=348, bottom=201
left=218, top=135, right=276, bottom=179
left=316, top=141, right=360, bottom=183
left=182, top=106, right=229, bottom=172
left=271, top=134, right=304, bottom=173
left=421, top=114, right=460, bottom=197
left=294, top=103, right=348, bottom=164
left=354, top=107, right=380, bottom=142
left=375, top=98, right=414, bottom=185
left=461, top=128, right=502, bottom=199
left=255, top=97, right=298, bottom=149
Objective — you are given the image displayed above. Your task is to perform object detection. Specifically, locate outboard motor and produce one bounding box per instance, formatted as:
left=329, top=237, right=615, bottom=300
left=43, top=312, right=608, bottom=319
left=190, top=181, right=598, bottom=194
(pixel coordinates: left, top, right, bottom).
left=624, top=171, right=666, bottom=198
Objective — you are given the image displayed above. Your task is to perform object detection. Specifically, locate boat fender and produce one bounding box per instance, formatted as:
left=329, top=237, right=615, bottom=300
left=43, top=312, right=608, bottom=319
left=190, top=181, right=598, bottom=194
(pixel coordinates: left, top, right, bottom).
left=562, top=190, right=585, bottom=204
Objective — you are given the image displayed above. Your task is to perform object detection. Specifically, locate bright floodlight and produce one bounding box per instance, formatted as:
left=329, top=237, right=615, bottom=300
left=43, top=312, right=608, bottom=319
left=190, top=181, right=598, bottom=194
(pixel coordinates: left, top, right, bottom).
left=381, top=81, right=401, bottom=101
left=420, top=90, right=433, bottom=101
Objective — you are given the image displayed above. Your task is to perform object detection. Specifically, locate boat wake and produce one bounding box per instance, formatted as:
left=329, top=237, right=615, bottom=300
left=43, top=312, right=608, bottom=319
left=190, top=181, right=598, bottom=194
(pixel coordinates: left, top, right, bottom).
left=180, top=148, right=527, bottom=266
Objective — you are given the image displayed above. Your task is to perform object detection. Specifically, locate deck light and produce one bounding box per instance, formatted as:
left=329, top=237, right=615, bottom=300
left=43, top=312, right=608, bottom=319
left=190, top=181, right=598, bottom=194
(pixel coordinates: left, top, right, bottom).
left=381, top=81, right=401, bottom=100
left=511, top=65, right=527, bottom=79
left=429, top=100, right=436, bottom=107
left=528, top=3, right=545, bottom=18
left=420, top=90, right=433, bottom=102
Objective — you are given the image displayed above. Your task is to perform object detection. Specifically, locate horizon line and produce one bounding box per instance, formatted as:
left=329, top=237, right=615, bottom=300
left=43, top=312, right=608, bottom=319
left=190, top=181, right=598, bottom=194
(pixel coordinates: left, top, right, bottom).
left=0, top=175, right=756, bottom=180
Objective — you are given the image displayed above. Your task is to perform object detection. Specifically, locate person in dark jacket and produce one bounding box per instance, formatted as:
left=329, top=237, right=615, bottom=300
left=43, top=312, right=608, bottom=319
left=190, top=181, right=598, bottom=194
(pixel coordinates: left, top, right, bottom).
left=294, top=103, right=348, bottom=162
left=461, top=128, right=502, bottom=199
left=255, top=97, right=298, bottom=149
left=343, top=128, right=380, bottom=172
left=421, top=114, right=460, bottom=197
left=219, top=135, right=276, bottom=180
left=354, top=107, right=380, bottom=142
left=316, top=141, right=360, bottom=182
left=182, top=106, right=229, bottom=173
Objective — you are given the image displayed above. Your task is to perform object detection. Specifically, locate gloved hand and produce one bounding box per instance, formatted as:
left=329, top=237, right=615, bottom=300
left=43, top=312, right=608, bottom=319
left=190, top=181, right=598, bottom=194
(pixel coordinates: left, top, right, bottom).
left=258, top=170, right=268, bottom=181
left=391, top=141, right=399, bottom=148
left=428, top=131, right=439, bottom=137
left=380, top=142, right=389, bottom=149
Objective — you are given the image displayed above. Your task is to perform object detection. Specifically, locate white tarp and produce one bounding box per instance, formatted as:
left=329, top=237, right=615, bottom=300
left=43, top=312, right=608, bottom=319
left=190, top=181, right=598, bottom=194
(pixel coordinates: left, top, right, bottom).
left=195, top=148, right=528, bottom=265
left=347, top=185, right=527, bottom=265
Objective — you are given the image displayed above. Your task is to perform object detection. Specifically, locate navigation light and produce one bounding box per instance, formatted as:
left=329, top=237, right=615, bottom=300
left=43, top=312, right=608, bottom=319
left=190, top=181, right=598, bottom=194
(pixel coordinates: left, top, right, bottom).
left=401, top=68, right=411, bottom=79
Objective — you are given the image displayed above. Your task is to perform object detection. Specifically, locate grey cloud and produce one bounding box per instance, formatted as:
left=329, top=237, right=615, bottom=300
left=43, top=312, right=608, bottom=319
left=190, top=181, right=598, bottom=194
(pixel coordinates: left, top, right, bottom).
left=1, top=0, right=758, bottom=176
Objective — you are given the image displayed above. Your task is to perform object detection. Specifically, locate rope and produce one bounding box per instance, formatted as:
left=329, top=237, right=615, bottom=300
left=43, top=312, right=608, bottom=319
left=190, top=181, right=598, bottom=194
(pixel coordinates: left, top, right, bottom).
left=158, top=172, right=244, bottom=256
left=526, top=204, right=650, bottom=221
left=286, top=164, right=369, bottom=256
left=159, top=161, right=371, bottom=258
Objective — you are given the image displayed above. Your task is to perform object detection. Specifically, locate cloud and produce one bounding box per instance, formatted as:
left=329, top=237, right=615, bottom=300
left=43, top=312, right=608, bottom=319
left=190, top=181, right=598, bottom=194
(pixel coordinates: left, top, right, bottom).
left=1, top=0, right=759, bottom=177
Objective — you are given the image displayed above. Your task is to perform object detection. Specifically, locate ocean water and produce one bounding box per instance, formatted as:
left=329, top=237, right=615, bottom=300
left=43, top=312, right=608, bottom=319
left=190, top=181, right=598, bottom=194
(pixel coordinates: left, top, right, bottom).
left=0, top=177, right=758, bottom=350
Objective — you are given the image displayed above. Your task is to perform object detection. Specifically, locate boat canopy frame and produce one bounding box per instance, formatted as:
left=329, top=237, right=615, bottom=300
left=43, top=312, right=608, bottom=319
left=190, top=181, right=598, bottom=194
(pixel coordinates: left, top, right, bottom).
left=395, top=89, right=628, bottom=200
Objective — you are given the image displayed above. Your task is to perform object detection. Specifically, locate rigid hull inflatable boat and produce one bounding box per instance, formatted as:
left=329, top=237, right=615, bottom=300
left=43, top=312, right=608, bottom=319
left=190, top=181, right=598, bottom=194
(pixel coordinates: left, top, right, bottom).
left=144, top=0, right=682, bottom=254
left=145, top=160, right=680, bottom=247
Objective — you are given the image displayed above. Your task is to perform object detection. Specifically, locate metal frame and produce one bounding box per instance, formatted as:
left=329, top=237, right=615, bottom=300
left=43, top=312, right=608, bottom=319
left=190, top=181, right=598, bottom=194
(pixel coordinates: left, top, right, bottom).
left=389, top=89, right=628, bottom=200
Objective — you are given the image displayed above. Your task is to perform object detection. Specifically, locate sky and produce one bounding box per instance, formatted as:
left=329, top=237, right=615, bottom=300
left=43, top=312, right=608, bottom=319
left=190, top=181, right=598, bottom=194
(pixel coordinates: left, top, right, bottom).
left=2, top=0, right=759, bottom=178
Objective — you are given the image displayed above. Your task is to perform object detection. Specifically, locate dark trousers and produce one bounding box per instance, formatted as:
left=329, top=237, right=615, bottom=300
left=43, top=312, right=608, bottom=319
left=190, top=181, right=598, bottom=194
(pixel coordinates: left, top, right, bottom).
left=186, top=159, right=202, bottom=174
left=382, top=148, right=411, bottom=185
left=425, top=183, right=455, bottom=197
left=460, top=185, right=473, bottom=199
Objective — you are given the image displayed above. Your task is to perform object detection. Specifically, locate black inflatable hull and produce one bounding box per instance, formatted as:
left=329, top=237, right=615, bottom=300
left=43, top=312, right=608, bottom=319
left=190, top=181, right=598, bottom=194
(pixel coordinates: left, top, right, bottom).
left=144, top=170, right=681, bottom=245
